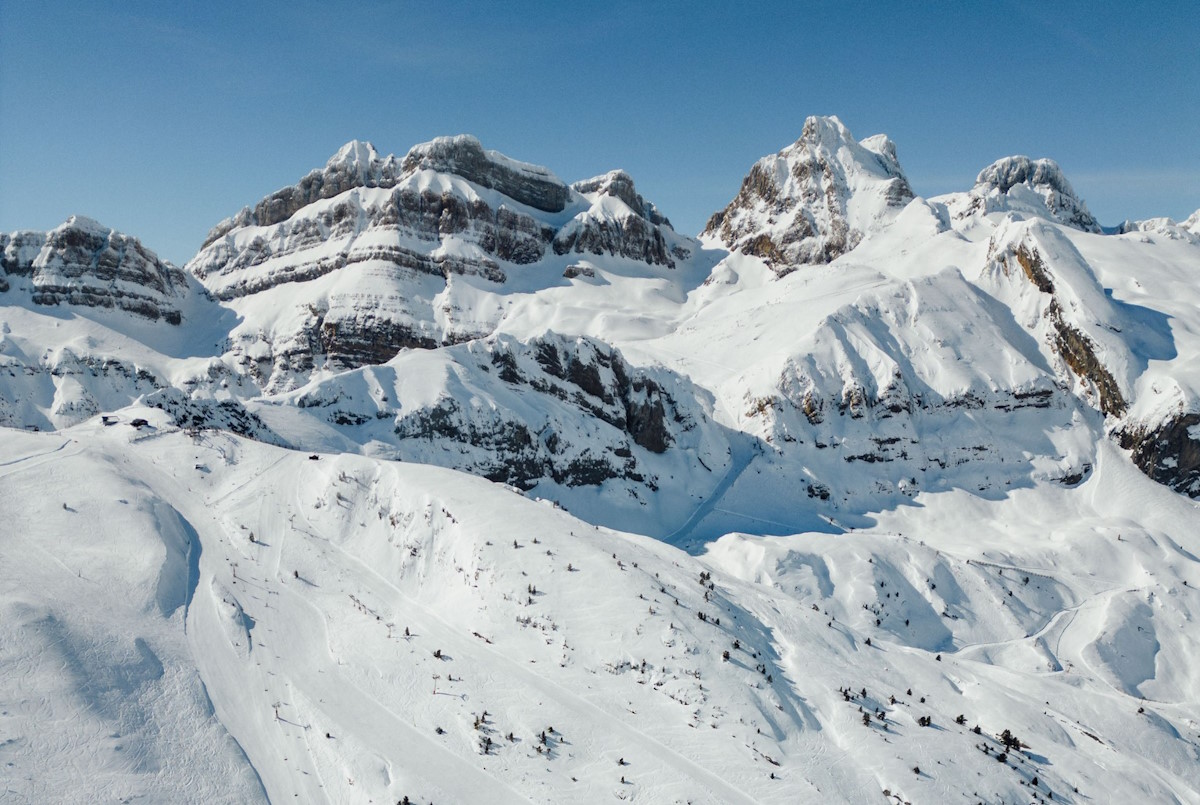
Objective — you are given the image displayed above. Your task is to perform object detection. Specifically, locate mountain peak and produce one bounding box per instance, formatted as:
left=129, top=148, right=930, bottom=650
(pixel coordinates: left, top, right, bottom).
left=966, top=155, right=1100, bottom=232
left=57, top=214, right=112, bottom=237
left=401, top=135, right=570, bottom=212
left=326, top=139, right=382, bottom=171
left=796, top=114, right=853, bottom=148
left=704, top=116, right=913, bottom=274
left=571, top=169, right=671, bottom=228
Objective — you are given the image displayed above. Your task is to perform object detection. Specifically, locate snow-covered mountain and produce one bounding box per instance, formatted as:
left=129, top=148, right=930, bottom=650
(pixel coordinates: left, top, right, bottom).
left=3, top=117, right=1200, bottom=804
left=187, top=135, right=695, bottom=392
left=703, top=115, right=913, bottom=273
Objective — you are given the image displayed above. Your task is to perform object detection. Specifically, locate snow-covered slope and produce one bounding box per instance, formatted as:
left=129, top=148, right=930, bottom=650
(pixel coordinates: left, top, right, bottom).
left=3, top=416, right=1199, bottom=803
left=4, top=117, right=1200, bottom=803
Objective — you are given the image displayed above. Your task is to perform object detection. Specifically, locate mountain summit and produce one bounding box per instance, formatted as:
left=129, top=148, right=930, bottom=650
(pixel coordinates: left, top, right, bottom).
left=704, top=115, right=914, bottom=273
left=958, top=155, right=1101, bottom=232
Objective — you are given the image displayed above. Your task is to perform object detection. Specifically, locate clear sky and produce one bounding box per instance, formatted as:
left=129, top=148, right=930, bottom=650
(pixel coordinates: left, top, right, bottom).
left=2, top=0, right=1198, bottom=265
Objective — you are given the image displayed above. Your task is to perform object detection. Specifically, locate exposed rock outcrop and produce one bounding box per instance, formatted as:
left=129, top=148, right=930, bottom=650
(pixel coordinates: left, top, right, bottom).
left=202, top=141, right=404, bottom=247
left=961, top=156, right=1101, bottom=233
left=553, top=170, right=686, bottom=268
left=402, top=135, right=571, bottom=213
left=280, top=332, right=713, bottom=493
left=571, top=171, right=671, bottom=227
left=1118, top=413, right=1200, bottom=498
left=147, top=388, right=287, bottom=445
left=394, top=333, right=688, bottom=489
left=2, top=217, right=189, bottom=323
left=704, top=116, right=913, bottom=275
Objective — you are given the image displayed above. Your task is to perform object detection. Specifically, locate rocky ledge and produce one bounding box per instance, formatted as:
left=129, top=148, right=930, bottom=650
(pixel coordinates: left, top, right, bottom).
left=1, top=216, right=190, bottom=323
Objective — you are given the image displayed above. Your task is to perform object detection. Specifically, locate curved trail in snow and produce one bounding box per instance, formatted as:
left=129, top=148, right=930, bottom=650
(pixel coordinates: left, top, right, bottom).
left=0, top=437, right=76, bottom=474
left=663, top=436, right=758, bottom=550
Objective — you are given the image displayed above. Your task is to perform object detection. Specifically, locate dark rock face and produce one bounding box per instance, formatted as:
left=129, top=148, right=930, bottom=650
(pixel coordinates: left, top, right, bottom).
left=528, top=336, right=676, bottom=454
left=1118, top=414, right=1200, bottom=497
left=381, top=334, right=693, bottom=490
left=402, top=135, right=570, bottom=213
left=318, top=314, right=441, bottom=370
left=1011, top=245, right=1126, bottom=416
left=147, top=388, right=287, bottom=445
left=966, top=157, right=1101, bottom=233
left=553, top=211, right=677, bottom=267
left=2, top=218, right=189, bottom=323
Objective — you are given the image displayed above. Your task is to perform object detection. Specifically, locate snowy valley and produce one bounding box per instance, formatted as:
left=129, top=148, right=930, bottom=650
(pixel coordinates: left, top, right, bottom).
left=3, top=117, right=1200, bottom=804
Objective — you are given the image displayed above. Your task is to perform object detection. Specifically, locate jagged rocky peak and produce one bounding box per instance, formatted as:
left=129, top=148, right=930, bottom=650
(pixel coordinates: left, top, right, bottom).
left=202, top=140, right=404, bottom=246
left=571, top=170, right=671, bottom=228
left=703, top=115, right=914, bottom=275
left=965, top=156, right=1100, bottom=233
left=401, top=134, right=570, bottom=213
left=554, top=169, right=688, bottom=268
left=1, top=216, right=189, bottom=323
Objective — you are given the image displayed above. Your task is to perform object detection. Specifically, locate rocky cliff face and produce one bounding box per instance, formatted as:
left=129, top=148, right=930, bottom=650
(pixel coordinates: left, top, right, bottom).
left=401, top=135, right=571, bottom=213
left=201, top=141, right=405, bottom=247
left=267, top=331, right=729, bottom=500
left=189, top=137, right=698, bottom=391
left=1117, top=413, right=1200, bottom=497
left=2, top=217, right=190, bottom=323
left=703, top=116, right=913, bottom=275
left=554, top=171, right=687, bottom=268
left=957, top=156, right=1101, bottom=233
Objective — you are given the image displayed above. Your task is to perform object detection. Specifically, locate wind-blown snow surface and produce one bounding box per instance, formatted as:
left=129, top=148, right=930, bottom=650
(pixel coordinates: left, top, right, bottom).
left=4, top=119, right=1200, bottom=803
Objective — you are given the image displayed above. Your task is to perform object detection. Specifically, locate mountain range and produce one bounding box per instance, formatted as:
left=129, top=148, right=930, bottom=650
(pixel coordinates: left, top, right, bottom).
left=3, top=116, right=1199, bottom=804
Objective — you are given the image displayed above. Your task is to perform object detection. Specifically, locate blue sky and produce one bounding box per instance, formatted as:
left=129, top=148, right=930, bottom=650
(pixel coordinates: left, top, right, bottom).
left=2, top=0, right=1198, bottom=265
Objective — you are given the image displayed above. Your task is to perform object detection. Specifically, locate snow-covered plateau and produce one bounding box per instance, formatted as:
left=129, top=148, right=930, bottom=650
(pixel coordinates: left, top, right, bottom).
left=3, top=116, right=1200, bottom=804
